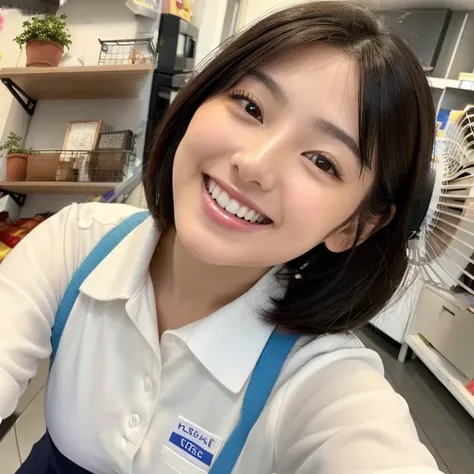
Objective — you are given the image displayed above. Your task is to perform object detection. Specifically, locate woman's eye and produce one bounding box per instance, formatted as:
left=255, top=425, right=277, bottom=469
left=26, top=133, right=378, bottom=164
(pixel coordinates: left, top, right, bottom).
left=304, top=152, right=341, bottom=178
left=230, top=91, right=263, bottom=123
left=241, top=100, right=263, bottom=122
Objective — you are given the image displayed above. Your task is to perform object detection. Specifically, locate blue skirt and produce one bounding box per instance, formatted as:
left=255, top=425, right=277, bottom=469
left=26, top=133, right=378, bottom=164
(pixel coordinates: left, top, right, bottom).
left=16, top=433, right=93, bottom=474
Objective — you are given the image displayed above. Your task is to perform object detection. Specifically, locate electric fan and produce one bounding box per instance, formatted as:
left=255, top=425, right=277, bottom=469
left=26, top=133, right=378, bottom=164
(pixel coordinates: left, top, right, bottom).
left=408, top=104, right=474, bottom=300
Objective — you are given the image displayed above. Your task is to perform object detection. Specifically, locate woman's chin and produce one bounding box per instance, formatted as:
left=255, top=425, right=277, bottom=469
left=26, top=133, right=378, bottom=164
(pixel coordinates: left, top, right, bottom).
left=174, top=222, right=268, bottom=268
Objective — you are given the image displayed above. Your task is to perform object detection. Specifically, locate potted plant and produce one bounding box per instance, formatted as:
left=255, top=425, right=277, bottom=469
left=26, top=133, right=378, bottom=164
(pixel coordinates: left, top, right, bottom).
left=0, top=133, right=30, bottom=181
left=14, top=14, right=72, bottom=67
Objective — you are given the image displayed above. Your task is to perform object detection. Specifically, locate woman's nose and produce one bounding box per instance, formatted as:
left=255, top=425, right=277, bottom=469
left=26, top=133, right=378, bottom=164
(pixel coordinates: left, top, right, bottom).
left=230, top=138, right=280, bottom=191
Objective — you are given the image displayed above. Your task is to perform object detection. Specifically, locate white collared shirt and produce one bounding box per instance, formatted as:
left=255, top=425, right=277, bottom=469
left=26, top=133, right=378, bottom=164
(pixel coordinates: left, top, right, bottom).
left=0, top=203, right=440, bottom=474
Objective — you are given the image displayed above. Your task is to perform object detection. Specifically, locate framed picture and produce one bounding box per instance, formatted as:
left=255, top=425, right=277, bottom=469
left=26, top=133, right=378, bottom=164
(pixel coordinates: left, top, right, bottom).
left=62, top=120, right=103, bottom=151
left=61, top=120, right=103, bottom=182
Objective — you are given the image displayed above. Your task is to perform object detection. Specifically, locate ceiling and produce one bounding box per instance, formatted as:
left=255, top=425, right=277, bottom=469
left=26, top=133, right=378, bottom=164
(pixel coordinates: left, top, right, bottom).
left=362, top=0, right=474, bottom=10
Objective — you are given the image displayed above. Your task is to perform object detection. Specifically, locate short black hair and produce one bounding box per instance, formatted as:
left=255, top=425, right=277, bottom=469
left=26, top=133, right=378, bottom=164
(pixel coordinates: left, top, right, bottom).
left=144, top=1, right=435, bottom=335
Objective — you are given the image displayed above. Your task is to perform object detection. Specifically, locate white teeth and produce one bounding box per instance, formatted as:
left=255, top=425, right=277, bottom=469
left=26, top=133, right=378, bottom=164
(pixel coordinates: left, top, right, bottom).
left=251, top=212, right=260, bottom=223
left=205, top=177, right=269, bottom=224
left=225, top=199, right=240, bottom=215
left=216, top=190, right=230, bottom=209
left=211, top=184, right=221, bottom=199
left=236, top=206, right=248, bottom=218
left=244, top=209, right=255, bottom=222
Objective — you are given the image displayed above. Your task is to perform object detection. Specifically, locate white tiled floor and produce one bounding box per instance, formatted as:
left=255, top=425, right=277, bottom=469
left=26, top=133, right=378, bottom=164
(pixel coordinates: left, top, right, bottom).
left=0, top=428, right=21, bottom=474
left=15, top=388, right=46, bottom=463
left=0, top=360, right=48, bottom=473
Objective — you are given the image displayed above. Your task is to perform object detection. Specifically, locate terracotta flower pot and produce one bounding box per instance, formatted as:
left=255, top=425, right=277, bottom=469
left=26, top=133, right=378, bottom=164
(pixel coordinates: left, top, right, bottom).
left=26, top=40, right=64, bottom=67
left=6, top=153, right=28, bottom=181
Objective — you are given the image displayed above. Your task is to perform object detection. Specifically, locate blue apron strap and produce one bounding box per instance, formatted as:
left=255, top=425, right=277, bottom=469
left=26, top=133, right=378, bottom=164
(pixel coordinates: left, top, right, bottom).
left=50, top=210, right=150, bottom=365
left=209, top=330, right=299, bottom=474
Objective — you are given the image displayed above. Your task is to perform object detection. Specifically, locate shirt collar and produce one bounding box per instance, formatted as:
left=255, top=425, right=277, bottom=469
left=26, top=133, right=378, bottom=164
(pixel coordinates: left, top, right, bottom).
left=167, top=266, right=285, bottom=394
left=80, top=215, right=285, bottom=394
left=80, top=214, right=159, bottom=301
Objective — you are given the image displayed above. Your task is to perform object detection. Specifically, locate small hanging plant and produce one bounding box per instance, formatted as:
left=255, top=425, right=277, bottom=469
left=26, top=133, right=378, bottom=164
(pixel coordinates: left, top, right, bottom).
left=14, top=14, right=72, bottom=49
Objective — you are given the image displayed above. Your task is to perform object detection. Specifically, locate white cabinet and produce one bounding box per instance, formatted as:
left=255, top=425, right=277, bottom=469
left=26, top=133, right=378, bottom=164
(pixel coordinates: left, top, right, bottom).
left=414, top=285, right=474, bottom=379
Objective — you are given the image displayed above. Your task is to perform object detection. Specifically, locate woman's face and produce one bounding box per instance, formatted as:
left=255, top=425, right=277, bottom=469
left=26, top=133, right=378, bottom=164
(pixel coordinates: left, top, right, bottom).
left=172, top=44, right=374, bottom=268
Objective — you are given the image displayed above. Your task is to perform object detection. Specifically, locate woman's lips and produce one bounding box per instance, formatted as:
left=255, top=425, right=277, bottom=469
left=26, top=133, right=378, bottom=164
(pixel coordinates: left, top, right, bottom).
left=201, top=176, right=272, bottom=231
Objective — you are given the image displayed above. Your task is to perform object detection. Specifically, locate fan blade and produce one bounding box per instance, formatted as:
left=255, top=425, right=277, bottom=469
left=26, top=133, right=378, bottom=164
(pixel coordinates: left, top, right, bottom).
left=418, top=262, right=454, bottom=293
left=427, top=234, right=474, bottom=281
left=437, top=196, right=474, bottom=212
left=425, top=237, right=474, bottom=296
left=435, top=208, right=470, bottom=223
left=429, top=215, right=474, bottom=240
left=428, top=223, right=473, bottom=253
left=438, top=194, right=474, bottom=200
left=441, top=184, right=474, bottom=190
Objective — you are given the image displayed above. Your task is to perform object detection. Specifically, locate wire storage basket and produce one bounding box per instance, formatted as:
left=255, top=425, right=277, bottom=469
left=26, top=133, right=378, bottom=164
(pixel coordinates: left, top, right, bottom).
left=26, top=150, right=135, bottom=183
left=98, top=38, right=157, bottom=65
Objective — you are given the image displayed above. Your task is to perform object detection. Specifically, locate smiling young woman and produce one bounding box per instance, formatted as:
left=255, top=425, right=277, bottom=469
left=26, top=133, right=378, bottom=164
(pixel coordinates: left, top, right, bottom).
left=0, top=2, right=440, bottom=474
left=145, top=4, right=433, bottom=334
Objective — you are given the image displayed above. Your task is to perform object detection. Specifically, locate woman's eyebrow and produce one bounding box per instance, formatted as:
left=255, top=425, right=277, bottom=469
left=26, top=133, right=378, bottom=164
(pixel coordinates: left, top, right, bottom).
left=249, top=70, right=288, bottom=104
left=314, top=118, right=361, bottom=162
left=249, top=70, right=361, bottom=163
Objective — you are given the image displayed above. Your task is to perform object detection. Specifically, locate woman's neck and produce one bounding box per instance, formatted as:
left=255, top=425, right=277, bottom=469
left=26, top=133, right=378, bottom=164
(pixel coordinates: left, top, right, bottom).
left=150, top=230, right=269, bottom=335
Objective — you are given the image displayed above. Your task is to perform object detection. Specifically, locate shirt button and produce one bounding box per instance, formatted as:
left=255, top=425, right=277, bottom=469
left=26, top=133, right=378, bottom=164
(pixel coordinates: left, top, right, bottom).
left=129, top=414, right=140, bottom=428
left=144, top=376, right=152, bottom=393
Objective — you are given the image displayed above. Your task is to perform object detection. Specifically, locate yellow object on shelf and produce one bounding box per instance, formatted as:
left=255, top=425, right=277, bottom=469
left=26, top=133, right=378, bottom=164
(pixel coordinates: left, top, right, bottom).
left=458, top=72, right=474, bottom=81
left=163, top=0, right=192, bottom=22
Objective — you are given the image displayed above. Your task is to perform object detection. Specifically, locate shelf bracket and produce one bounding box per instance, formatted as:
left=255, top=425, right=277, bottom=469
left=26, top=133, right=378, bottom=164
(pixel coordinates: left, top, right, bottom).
left=1, top=78, right=37, bottom=116
left=0, top=189, right=27, bottom=208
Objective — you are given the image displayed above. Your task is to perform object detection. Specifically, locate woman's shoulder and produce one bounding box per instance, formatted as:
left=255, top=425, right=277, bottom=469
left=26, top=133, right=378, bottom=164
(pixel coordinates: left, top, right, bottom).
left=287, top=331, right=384, bottom=379
left=56, top=202, right=147, bottom=266
left=275, top=333, right=439, bottom=472
left=278, top=331, right=391, bottom=407
left=71, top=202, right=145, bottom=230
left=53, top=202, right=144, bottom=245
left=13, top=202, right=147, bottom=276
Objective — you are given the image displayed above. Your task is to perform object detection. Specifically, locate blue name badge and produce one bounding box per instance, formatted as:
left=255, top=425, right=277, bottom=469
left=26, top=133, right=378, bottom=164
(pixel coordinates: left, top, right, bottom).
left=168, top=416, right=222, bottom=469
left=169, top=432, right=214, bottom=466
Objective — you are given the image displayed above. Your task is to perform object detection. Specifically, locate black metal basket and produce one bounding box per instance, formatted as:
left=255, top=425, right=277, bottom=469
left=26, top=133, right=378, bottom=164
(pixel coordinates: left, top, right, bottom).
left=98, top=38, right=157, bottom=66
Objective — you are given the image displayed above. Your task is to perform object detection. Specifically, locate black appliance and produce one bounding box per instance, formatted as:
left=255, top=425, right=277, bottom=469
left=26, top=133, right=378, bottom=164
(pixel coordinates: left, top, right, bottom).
left=1, top=0, right=59, bottom=12
left=144, top=14, right=198, bottom=165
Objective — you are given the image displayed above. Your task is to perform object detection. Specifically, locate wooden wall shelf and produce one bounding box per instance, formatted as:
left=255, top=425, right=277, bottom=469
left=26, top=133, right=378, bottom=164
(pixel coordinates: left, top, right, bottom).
left=0, top=181, right=117, bottom=195
left=0, top=64, right=154, bottom=100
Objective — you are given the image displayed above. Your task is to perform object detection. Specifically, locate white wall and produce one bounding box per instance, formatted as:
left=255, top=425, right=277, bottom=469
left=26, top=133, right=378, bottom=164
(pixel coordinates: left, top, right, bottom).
left=239, top=0, right=474, bottom=28
left=1, top=0, right=231, bottom=216
left=25, top=99, right=142, bottom=150
left=194, top=0, right=229, bottom=66
left=0, top=9, right=29, bottom=144
left=0, top=0, right=156, bottom=216
left=239, top=0, right=303, bottom=27
left=57, top=0, right=159, bottom=65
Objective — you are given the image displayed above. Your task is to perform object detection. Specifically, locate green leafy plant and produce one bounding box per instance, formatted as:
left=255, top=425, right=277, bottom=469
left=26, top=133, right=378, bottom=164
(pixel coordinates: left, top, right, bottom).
left=0, top=133, right=29, bottom=155
left=14, top=14, right=72, bottom=49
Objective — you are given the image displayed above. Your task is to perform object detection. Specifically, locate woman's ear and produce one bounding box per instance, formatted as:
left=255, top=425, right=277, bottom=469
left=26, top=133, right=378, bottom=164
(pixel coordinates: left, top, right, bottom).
left=325, top=204, right=396, bottom=253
